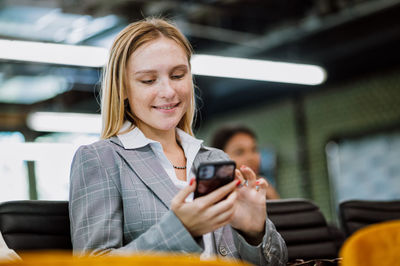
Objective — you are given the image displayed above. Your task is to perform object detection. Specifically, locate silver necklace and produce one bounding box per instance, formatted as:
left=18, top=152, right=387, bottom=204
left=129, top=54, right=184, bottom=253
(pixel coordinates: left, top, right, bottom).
left=173, top=141, right=186, bottom=170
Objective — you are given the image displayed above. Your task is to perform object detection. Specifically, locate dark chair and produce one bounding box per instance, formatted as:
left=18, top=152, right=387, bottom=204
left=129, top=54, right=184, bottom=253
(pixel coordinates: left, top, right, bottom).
left=0, top=198, right=343, bottom=261
left=339, top=199, right=400, bottom=237
left=0, top=200, right=72, bottom=251
left=267, top=198, right=341, bottom=261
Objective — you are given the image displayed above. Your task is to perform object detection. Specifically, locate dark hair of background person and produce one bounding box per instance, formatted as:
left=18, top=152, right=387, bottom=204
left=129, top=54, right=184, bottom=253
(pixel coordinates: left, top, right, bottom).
left=211, top=125, right=257, bottom=151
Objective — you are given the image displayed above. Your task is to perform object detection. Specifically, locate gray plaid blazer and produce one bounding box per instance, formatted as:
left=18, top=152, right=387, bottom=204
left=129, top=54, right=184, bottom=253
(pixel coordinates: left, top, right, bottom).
left=69, top=136, right=287, bottom=265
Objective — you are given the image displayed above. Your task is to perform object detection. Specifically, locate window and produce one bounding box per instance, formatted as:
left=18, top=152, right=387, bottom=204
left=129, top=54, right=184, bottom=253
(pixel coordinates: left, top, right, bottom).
left=0, top=132, right=29, bottom=202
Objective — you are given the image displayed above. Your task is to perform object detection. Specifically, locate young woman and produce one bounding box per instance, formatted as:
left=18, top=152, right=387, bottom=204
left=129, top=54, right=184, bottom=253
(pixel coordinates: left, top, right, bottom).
left=69, top=18, right=287, bottom=265
left=211, top=125, right=280, bottom=199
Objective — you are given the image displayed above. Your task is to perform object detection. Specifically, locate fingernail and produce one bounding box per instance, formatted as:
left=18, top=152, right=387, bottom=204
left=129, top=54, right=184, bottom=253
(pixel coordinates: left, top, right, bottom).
left=236, top=180, right=241, bottom=187
left=189, top=178, right=195, bottom=186
left=255, top=180, right=260, bottom=185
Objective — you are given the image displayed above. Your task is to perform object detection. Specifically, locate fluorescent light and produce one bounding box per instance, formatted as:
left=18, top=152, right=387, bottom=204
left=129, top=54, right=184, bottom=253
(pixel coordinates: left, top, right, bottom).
left=0, top=75, right=68, bottom=104
left=191, top=54, right=326, bottom=85
left=0, top=39, right=326, bottom=84
left=0, top=39, right=108, bottom=67
left=27, top=112, right=101, bottom=134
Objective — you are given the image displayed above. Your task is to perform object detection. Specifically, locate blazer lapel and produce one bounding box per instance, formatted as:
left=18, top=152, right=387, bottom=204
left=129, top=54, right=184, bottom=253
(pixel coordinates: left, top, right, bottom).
left=111, top=137, right=179, bottom=209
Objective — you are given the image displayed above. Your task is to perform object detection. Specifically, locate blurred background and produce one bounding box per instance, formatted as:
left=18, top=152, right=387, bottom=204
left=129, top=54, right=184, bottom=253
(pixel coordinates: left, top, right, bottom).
left=0, top=0, right=399, bottom=223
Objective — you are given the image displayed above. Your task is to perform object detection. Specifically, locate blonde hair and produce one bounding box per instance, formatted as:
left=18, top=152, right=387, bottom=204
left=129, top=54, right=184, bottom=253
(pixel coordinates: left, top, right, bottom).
left=100, top=18, right=195, bottom=139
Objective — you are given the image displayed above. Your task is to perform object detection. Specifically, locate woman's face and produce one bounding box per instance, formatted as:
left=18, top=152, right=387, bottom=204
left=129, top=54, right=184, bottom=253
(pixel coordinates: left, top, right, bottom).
left=125, top=37, right=192, bottom=135
left=224, top=133, right=261, bottom=175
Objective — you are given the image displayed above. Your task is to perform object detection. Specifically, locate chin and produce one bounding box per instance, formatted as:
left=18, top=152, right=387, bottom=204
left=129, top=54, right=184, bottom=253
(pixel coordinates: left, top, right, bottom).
left=157, top=121, right=181, bottom=131
left=249, top=166, right=259, bottom=174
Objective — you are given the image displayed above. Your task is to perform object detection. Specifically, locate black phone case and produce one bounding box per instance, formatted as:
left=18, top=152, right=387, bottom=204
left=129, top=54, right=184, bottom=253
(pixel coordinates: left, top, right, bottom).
left=194, top=160, right=236, bottom=198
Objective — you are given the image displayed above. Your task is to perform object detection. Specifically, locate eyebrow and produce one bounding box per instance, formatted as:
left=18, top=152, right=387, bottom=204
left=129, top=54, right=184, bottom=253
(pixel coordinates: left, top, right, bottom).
left=134, top=64, right=188, bottom=75
left=172, top=64, right=188, bottom=71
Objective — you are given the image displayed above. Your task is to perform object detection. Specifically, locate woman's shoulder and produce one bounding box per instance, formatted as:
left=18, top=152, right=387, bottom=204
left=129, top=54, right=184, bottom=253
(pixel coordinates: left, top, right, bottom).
left=76, top=137, right=116, bottom=152
left=198, top=145, right=230, bottom=161
left=73, top=137, right=123, bottom=164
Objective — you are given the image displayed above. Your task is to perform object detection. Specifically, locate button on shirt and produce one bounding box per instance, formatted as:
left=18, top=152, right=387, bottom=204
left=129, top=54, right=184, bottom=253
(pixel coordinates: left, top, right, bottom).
left=117, top=123, right=215, bottom=259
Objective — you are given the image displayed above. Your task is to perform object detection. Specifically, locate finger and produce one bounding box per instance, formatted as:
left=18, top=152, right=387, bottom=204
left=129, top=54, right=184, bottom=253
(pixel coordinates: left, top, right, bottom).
left=191, top=191, right=236, bottom=235
left=239, top=165, right=257, bottom=187
left=208, top=191, right=237, bottom=224
left=173, top=177, right=196, bottom=204
left=198, top=179, right=240, bottom=206
left=235, top=169, right=245, bottom=185
left=255, top=178, right=269, bottom=198
left=212, top=205, right=235, bottom=227
left=209, top=190, right=237, bottom=216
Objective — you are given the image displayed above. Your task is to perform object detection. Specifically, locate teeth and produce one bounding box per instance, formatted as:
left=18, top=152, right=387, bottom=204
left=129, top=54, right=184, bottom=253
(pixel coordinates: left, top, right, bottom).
left=158, top=106, right=174, bottom=110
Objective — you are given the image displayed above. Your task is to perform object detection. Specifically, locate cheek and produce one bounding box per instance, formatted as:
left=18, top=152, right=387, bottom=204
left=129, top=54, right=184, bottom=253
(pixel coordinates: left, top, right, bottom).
left=127, top=93, right=141, bottom=114
left=128, top=87, right=155, bottom=108
left=250, top=154, right=261, bottom=171
left=253, top=153, right=261, bottom=163
left=231, top=155, right=246, bottom=166
left=178, top=79, right=193, bottom=99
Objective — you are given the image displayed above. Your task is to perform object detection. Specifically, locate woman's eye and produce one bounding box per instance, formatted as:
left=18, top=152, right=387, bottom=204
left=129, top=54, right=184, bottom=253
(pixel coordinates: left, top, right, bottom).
left=141, top=79, right=155, bottom=84
left=233, top=150, right=244, bottom=156
left=171, top=74, right=185, bottom=80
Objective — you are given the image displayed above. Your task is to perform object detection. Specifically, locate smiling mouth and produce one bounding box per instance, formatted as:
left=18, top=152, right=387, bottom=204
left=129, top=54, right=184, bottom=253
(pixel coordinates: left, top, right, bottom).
left=154, top=103, right=179, bottom=110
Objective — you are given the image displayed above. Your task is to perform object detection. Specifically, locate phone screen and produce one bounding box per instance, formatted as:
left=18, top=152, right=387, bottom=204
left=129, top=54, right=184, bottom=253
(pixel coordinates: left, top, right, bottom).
left=194, top=161, right=236, bottom=198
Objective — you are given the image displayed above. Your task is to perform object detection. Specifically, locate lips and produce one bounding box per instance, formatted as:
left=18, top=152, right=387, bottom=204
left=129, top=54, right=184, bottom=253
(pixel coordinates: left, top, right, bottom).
left=153, top=103, right=179, bottom=110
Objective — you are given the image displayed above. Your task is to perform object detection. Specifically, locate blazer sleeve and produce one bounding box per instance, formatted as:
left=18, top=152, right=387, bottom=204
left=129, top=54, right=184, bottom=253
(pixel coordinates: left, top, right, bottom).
left=232, top=219, right=288, bottom=266
left=69, top=144, right=203, bottom=256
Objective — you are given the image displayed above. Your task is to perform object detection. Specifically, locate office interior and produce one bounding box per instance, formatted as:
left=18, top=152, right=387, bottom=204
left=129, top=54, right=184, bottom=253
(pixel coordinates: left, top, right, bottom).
left=0, top=0, right=400, bottom=263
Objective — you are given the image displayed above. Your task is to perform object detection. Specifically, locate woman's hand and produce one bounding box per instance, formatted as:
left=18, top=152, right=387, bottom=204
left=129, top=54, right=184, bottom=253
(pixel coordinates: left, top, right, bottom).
left=171, top=178, right=240, bottom=237
left=230, top=166, right=268, bottom=244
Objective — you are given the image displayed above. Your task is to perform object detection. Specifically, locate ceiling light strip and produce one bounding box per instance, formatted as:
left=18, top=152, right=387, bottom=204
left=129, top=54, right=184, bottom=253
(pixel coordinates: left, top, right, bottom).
left=0, top=39, right=108, bottom=67
left=27, top=112, right=101, bottom=134
left=0, top=40, right=326, bottom=84
left=191, top=55, right=327, bottom=85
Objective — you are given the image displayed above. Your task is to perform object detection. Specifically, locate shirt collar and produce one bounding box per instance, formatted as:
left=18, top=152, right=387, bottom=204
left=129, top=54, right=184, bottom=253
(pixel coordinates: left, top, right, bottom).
left=176, top=127, right=204, bottom=149
left=117, top=122, right=155, bottom=149
left=117, top=121, right=204, bottom=150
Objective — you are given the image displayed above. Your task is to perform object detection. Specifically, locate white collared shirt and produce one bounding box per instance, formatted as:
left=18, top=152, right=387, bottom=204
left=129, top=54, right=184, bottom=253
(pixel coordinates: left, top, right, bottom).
left=117, top=123, right=214, bottom=259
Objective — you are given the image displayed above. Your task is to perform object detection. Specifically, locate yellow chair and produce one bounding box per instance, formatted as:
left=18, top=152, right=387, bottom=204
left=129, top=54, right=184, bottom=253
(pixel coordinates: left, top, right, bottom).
left=340, top=220, right=400, bottom=266
left=0, top=251, right=251, bottom=266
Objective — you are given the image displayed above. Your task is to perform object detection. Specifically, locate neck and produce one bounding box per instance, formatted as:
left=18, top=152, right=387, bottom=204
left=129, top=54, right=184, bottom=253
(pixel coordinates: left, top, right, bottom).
left=137, top=125, right=179, bottom=152
left=137, top=124, right=186, bottom=180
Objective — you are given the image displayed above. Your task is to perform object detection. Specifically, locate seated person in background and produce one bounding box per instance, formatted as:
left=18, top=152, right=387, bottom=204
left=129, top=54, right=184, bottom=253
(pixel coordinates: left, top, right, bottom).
left=0, top=231, right=21, bottom=262
left=211, top=125, right=280, bottom=200
left=69, top=17, right=287, bottom=265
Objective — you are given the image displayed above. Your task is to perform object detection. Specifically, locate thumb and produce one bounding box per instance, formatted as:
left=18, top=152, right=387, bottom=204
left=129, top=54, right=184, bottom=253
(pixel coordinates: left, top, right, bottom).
left=174, top=177, right=196, bottom=204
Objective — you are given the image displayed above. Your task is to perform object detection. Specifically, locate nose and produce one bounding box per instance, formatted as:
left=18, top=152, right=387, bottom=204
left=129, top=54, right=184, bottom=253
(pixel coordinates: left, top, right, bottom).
left=159, top=77, right=176, bottom=99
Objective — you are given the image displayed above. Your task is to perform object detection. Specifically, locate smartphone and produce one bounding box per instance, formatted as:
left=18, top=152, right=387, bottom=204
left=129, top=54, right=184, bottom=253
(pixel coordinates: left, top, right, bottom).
left=194, top=160, right=236, bottom=199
